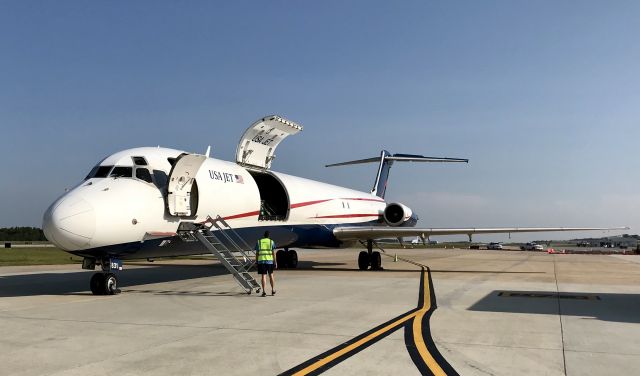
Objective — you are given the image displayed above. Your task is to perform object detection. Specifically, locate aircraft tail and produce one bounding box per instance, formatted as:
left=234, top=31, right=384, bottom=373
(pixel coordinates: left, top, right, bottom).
left=325, top=151, right=468, bottom=199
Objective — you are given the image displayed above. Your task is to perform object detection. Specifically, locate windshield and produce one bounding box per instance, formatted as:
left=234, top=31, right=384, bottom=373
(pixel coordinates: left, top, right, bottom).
left=85, top=165, right=114, bottom=179
left=110, top=166, right=133, bottom=178
left=135, top=167, right=153, bottom=183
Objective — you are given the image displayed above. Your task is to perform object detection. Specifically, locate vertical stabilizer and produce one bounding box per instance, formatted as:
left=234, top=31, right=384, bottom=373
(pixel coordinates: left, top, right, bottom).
left=371, top=150, right=393, bottom=198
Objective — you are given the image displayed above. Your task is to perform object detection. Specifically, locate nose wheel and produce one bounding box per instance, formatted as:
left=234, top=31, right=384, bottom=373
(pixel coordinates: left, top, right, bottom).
left=89, top=272, right=120, bottom=295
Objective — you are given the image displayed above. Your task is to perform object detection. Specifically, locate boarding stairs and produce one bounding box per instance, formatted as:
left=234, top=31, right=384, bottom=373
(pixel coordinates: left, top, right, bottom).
left=178, top=216, right=261, bottom=294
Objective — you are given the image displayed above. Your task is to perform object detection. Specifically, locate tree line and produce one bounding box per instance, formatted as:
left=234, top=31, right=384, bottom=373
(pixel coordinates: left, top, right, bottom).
left=0, top=227, right=46, bottom=241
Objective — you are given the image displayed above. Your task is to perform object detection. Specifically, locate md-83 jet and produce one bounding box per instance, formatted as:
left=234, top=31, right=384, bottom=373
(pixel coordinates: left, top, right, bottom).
left=42, top=115, right=627, bottom=295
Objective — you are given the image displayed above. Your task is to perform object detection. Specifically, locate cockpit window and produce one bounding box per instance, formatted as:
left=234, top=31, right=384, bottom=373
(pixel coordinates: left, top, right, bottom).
left=84, top=166, right=99, bottom=180
left=110, top=166, right=133, bottom=178
left=167, top=157, right=177, bottom=167
left=135, top=168, right=153, bottom=183
left=94, top=165, right=114, bottom=178
left=132, top=157, right=148, bottom=166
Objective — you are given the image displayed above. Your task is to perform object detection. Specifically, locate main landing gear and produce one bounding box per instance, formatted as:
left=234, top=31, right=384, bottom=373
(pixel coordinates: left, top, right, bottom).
left=358, top=240, right=383, bottom=271
left=84, top=257, right=122, bottom=295
left=276, top=248, right=298, bottom=269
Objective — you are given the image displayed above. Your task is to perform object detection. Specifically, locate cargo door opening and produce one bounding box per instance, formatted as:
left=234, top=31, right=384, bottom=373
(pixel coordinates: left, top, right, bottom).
left=248, top=171, right=289, bottom=221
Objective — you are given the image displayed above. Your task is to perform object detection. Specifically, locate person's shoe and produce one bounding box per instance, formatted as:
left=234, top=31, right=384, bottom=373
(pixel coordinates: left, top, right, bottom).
left=261, top=292, right=267, bottom=297
left=272, top=290, right=276, bottom=296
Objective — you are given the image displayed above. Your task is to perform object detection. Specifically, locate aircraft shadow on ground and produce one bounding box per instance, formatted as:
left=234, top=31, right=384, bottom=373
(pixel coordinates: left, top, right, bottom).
left=293, top=260, right=423, bottom=273
left=468, top=290, right=640, bottom=324
left=0, top=261, right=549, bottom=298
left=0, top=260, right=356, bottom=297
left=0, top=263, right=234, bottom=297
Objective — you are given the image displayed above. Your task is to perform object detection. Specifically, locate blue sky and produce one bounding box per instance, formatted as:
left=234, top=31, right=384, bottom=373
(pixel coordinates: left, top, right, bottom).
left=1, top=1, right=637, bottom=241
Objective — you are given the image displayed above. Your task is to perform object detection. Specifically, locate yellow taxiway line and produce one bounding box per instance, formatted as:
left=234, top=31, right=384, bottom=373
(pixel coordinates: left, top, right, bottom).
left=287, top=267, right=455, bottom=376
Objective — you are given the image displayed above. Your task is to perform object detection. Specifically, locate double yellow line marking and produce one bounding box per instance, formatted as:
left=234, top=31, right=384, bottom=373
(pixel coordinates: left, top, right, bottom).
left=283, top=268, right=455, bottom=376
left=411, top=268, right=448, bottom=376
left=292, top=312, right=416, bottom=375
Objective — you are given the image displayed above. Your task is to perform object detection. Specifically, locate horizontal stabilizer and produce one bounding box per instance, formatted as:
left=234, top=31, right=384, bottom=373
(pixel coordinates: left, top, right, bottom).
left=325, top=154, right=468, bottom=167
left=325, top=150, right=468, bottom=198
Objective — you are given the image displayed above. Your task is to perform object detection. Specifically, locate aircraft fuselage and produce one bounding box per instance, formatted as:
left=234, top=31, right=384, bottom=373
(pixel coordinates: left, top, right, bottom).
left=43, top=147, right=390, bottom=260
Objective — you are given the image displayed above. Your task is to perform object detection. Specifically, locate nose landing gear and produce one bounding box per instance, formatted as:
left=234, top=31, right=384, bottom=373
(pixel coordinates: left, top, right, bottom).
left=84, top=257, right=122, bottom=295
left=89, top=272, right=119, bottom=295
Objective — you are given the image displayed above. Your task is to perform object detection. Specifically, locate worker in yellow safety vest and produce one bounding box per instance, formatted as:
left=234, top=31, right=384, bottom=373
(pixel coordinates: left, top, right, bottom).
left=255, top=231, right=276, bottom=297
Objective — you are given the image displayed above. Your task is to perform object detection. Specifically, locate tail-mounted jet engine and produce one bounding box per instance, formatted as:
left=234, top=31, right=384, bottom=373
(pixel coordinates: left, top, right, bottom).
left=383, top=202, right=418, bottom=227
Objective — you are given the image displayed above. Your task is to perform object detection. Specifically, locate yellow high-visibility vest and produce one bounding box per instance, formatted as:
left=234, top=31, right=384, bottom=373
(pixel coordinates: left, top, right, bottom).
left=257, top=238, right=274, bottom=262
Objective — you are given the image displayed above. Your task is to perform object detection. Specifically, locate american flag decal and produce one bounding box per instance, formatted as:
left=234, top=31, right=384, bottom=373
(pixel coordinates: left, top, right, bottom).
left=235, top=174, right=244, bottom=184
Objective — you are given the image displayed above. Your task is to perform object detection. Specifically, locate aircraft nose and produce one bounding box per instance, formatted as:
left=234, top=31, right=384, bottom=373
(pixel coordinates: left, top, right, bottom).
left=43, top=196, right=96, bottom=251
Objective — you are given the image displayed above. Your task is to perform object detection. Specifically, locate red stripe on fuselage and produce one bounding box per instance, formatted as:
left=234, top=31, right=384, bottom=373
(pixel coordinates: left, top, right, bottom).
left=290, top=199, right=332, bottom=208
left=313, top=214, right=381, bottom=219
left=223, top=197, right=384, bottom=220
left=223, top=210, right=260, bottom=220
left=340, top=197, right=386, bottom=203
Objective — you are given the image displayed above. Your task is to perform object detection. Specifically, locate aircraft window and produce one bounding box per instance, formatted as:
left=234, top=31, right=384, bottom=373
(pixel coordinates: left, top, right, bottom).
left=153, top=170, right=168, bottom=188
left=110, top=166, right=133, bottom=178
left=94, top=165, right=114, bottom=178
left=132, top=157, right=148, bottom=166
left=135, top=168, right=153, bottom=183
left=167, top=157, right=177, bottom=167
left=84, top=166, right=99, bottom=180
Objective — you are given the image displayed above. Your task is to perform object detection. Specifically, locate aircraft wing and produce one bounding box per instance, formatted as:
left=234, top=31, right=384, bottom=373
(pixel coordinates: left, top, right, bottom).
left=333, top=226, right=629, bottom=241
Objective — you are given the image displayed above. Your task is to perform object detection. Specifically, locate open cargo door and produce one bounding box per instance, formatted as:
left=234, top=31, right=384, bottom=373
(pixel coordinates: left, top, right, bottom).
left=235, top=115, right=303, bottom=170
left=167, top=154, right=207, bottom=216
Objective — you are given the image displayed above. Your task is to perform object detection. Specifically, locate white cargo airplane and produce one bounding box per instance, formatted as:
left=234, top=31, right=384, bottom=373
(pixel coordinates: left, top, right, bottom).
left=42, top=115, right=627, bottom=295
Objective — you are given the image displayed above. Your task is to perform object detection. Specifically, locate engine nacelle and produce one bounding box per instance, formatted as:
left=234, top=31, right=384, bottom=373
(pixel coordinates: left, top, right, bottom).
left=383, top=202, right=418, bottom=227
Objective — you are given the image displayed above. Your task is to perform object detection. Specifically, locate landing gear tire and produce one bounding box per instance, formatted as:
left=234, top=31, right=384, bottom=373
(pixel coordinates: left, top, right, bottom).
left=358, top=251, right=370, bottom=270
left=104, top=273, right=119, bottom=295
left=371, top=251, right=382, bottom=270
left=90, top=273, right=105, bottom=295
left=288, top=250, right=298, bottom=269
left=276, top=250, right=287, bottom=268
left=89, top=273, right=119, bottom=295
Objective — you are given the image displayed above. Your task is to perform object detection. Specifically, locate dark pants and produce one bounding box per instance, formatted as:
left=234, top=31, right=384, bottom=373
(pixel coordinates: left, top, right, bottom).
left=257, top=263, right=274, bottom=275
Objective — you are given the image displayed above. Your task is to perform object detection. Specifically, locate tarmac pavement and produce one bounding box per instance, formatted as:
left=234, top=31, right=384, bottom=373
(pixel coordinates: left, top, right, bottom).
left=1, top=248, right=639, bottom=375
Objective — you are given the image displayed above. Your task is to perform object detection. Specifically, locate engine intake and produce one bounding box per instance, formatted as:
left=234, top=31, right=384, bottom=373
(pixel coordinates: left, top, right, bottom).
left=383, top=202, right=418, bottom=227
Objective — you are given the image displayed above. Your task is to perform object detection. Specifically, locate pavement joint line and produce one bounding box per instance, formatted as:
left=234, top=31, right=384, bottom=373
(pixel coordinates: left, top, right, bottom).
left=0, top=295, right=112, bottom=313
left=0, top=314, right=397, bottom=340
left=553, top=256, right=568, bottom=376
left=563, top=349, right=640, bottom=356
left=438, top=340, right=564, bottom=352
